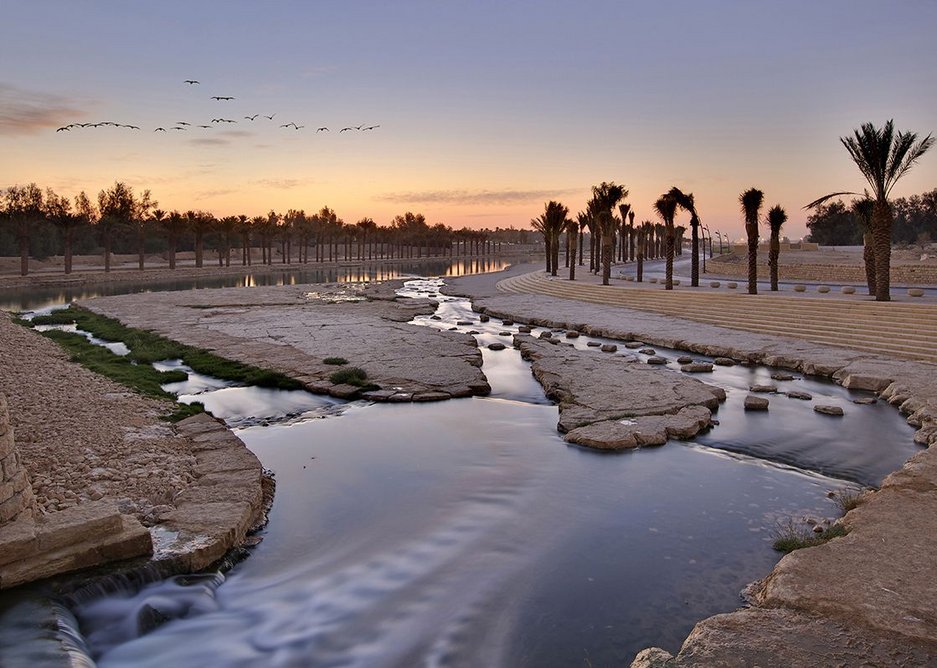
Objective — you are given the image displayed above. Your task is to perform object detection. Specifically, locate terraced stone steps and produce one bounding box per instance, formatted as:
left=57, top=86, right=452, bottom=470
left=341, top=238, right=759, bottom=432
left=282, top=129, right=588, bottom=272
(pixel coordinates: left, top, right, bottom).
left=497, top=272, right=937, bottom=364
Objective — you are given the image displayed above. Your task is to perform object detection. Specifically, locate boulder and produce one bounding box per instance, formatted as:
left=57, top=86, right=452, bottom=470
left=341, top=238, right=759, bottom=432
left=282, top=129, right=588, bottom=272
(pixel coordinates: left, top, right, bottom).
left=682, top=363, right=714, bottom=373
left=600, top=344, right=618, bottom=353
left=713, top=357, right=736, bottom=366
left=478, top=314, right=490, bottom=322
left=750, top=384, right=778, bottom=393
left=517, top=325, right=532, bottom=333
left=814, top=405, right=845, bottom=416
left=638, top=348, right=656, bottom=355
left=770, top=372, right=796, bottom=381
left=538, top=331, right=552, bottom=339
left=677, top=355, right=694, bottom=364
left=488, top=342, right=507, bottom=351
left=501, top=319, right=514, bottom=326
left=786, top=390, right=813, bottom=400
left=646, top=356, right=668, bottom=365
left=565, top=331, right=580, bottom=339
left=744, top=395, right=769, bottom=411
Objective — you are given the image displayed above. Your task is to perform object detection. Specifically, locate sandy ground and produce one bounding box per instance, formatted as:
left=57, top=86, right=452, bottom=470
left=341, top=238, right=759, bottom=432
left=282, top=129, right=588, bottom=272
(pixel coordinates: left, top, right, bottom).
left=713, top=244, right=937, bottom=267
left=0, top=313, right=197, bottom=524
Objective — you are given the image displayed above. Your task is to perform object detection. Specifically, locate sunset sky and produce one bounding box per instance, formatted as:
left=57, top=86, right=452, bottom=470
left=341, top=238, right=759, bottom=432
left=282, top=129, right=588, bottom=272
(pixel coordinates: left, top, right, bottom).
left=2, top=1, right=936, bottom=239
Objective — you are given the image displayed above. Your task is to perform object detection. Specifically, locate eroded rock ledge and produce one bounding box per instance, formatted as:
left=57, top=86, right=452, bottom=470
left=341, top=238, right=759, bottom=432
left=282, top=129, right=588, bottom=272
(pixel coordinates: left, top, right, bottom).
left=516, top=335, right=724, bottom=449
left=81, top=282, right=490, bottom=401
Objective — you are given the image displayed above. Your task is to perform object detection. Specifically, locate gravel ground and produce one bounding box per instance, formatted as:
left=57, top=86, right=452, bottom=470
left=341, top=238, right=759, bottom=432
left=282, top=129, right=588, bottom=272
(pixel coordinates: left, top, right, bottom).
left=0, top=312, right=197, bottom=524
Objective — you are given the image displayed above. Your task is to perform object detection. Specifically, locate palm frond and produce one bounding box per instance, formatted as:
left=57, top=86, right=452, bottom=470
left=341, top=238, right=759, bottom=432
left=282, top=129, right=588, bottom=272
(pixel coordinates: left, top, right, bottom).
left=803, top=191, right=859, bottom=210
left=739, top=188, right=764, bottom=224
left=764, top=205, right=788, bottom=233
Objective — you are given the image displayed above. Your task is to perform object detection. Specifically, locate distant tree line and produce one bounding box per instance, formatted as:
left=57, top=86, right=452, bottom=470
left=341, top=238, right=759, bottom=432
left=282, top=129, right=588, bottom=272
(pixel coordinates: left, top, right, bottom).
left=0, top=181, right=536, bottom=275
left=806, top=189, right=937, bottom=247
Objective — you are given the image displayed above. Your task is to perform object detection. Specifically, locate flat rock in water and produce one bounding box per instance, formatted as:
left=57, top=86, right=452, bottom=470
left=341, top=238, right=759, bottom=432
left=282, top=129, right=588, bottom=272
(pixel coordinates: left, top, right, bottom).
left=600, top=344, right=618, bottom=353
left=625, top=341, right=644, bottom=349
left=430, top=315, right=442, bottom=320
left=750, top=384, right=778, bottom=393
left=565, top=331, right=580, bottom=339
left=744, top=395, right=769, bottom=411
left=786, top=390, right=813, bottom=400
left=487, top=342, right=507, bottom=351
left=677, top=355, right=694, bottom=364
left=516, top=336, right=724, bottom=434
left=501, top=319, right=514, bottom=326
left=456, top=320, right=473, bottom=326
left=713, top=357, right=736, bottom=366
left=815, top=404, right=845, bottom=416
left=564, top=405, right=713, bottom=450
left=587, top=341, right=602, bottom=347
left=638, top=348, right=656, bottom=355
left=852, top=397, right=877, bottom=405
left=517, top=325, right=532, bottom=333
left=478, top=314, right=490, bottom=322
left=499, top=331, right=512, bottom=336
left=538, top=331, right=552, bottom=339
left=682, top=363, right=714, bottom=373
left=646, top=356, right=668, bottom=365
left=771, top=372, right=797, bottom=381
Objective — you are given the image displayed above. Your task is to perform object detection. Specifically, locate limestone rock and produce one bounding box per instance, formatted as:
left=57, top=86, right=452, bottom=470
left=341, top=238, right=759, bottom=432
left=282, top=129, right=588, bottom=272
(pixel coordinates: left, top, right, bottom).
left=814, top=405, right=845, bottom=416
left=638, top=348, right=656, bottom=355
left=676, top=355, right=694, bottom=364
left=770, top=372, right=796, bottom=381
left=647, top=357, right=668, bottom=365
left=713, top=357, right=736, bottom=366
left=625, top=341, right=644, bottom=349
left=681, top=363, right=713, bottom=373
left=744, top=395, right=769, bottom=411
left=565, top=331, right=580, bottom=339
left=600, top=344, right=618, bottom=353
left=750, top=384, right=778, bottom=393
left=564, top=406, right=713, bottom=450
left=852, top=397, right=877, bottom=405
left=586, top=341, right=601, bottom=347
left=477, top=314, right=490, bottom=322
left=786, top=390, right=813, bottom=400
left=517, top=325, right=532, bottom=333
left=487, top=342, right=506, bottom=351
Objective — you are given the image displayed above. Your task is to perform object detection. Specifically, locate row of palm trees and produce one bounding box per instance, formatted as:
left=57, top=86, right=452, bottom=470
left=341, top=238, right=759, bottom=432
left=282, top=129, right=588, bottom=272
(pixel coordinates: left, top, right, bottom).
left=532, top=120, right=933, bottom=302
left=1, top=183, right=499, bottom=276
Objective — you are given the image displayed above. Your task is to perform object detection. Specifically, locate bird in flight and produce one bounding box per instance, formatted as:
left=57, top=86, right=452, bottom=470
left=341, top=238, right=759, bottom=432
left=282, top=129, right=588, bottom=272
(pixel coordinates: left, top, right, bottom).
left=56, top=126, right=71, bottom=132
left=245, top=114, right=259, bottom=121
left=340, top=127, right=354, bottom=132
left=171, top=126, right=187, bottom=131
left=154, top=127, right=167, bottom=132
left=316, top=127, right=329, bottom=132
left=184, top=80, right=200, bottom=85
left=264, top=114, right=276, bottom=120
left=280, top=122, right=302, bottom=129
left=197, top=124, right=212, bottom=128
left=177, top=121, right=191, bottom=126
left=362, top=125, right=380, bottom=131
left=211, top=96, right=235, bottom=101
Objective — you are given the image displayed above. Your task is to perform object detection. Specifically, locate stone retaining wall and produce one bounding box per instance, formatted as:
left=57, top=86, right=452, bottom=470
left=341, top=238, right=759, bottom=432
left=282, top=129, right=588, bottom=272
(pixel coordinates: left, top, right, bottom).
left=0, top=394, right=36, bottom=525
left=707, top=258, right=937, bottom=285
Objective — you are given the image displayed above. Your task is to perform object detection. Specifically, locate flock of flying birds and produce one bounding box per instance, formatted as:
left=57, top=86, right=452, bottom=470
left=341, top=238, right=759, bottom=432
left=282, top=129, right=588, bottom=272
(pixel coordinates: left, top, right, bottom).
left=55, top=79, right=380, bottom=135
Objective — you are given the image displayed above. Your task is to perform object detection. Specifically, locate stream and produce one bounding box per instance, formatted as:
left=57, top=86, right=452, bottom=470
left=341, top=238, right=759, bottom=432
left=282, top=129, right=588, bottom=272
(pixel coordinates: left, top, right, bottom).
left=0, top=274, right=920, bottom=667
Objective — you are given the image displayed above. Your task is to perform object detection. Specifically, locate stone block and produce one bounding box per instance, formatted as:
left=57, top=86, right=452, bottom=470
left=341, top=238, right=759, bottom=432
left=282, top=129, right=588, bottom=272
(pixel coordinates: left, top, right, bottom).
left=35, top=500, right=122, bottom=552
left=0, top=494, right=26, bottom=524
left=0, top=481, right=13, bottom=504
left=11, top=470, right=29, bottom=493
left=0, top=516, right=38, bottom=567
left=744, top=395, right=769, bottom=411
left=0, top=427, right=13, bottom=460
left=192, top=447, right=261, bottom=477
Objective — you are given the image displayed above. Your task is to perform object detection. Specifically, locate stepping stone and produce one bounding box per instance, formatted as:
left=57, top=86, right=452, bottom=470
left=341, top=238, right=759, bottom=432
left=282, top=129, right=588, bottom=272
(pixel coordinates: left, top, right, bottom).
left=744, top=396, right=769, bottom=411
left=600, top=344, right=618, bottom=353
left=841, top=286, right=856, bottom=294
left=681, top=363, right=713, bottom=373
left=770, top=372, right=796, bottom=381
left=499, top=331, right=511, bottom=336
left=457, top=320, right=473, bottom=326
left=448, top=327, right=458, bottom=331
left=551, top=328, right=565, bottom=333
left=625, top=342, right=644, bottom=349
left=672, top=279, right=681, bottom=286
left=817, top=285, right=831, bottom=293
left=478, top=314, right=490, bottom=322
left=488, top=342, right=506, bottom=351
left=727, top=282, right=738, bottom=289
left=786, top=390, right=813, bottom=400
left=430, top=315, right=442, bottom=320
left=638, top=348, right=656, bottom=355
left=517, top=325, right=532, bottom=333
left=586, top=341, right=602, bottom=347
left=677, top=355, right=694, bottom=364
left=793, top=284, right=807, bottom=292
left=501, top=319, right=514, bottom=326
left=646, top=356, right=668, bottom=365
left=538, top=331, right=553, bottom=339
left=750, top=384, right=778, bottom=393
left=852, top=397, right=877, bottom=405
left=713, top=357, right=736, bottom=366
left=814, top=405, right=844, bottom=416
left=565, top=331, right=580, bottom=339
left=467, top=330, right=479, bottom=335
left=649, top=277, right=658, bottom=283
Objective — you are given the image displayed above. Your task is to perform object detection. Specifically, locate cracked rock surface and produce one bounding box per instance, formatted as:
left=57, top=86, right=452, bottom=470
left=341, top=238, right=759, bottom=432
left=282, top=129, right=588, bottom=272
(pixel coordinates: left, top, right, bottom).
left=81, top=281, right=490, bottom=400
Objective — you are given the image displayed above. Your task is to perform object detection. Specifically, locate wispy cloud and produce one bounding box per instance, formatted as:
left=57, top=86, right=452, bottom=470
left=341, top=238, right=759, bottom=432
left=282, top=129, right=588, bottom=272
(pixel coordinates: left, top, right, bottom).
left=195, top=188, right=237, bottom=200
left=251, top=178, right=313, bottom=190
left=0, top=84, right=85, bottom=136
left=375, top=187, right=580, bottom=206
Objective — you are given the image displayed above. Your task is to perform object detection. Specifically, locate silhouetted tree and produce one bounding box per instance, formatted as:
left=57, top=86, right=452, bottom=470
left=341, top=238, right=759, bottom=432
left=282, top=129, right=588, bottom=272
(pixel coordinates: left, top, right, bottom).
left=765, top=205, right=788, bottom=291
left=740, top=188, right=765, bottom=295
left=654, top=192, right=678, bottom=290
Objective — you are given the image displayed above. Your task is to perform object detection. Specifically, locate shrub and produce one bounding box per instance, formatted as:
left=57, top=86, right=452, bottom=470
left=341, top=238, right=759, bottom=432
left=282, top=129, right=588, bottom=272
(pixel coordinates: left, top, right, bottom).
left=329, top=367, right=368, bottom=386
left=772, top=519, right=848, bottom=553
left=323, top=357, right=348, bottom=365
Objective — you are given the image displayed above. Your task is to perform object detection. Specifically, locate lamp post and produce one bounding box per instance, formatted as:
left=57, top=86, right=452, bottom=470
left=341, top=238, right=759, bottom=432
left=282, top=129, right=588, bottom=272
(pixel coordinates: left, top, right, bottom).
left=715, top=229, right=723, bottom=255
left=701, top=224, right=710, bottom=273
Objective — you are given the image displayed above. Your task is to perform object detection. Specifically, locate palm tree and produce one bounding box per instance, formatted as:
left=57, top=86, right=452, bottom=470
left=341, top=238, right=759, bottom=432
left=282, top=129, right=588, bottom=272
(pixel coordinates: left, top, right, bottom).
left=131, top=191, right=156, bottom=270
left=43, top=188, right=73, bottom=274
left=654, top=192, right=679, bottom=290
left=3, top=183, right=44, bottom=276
left=740, top=188, right=765, bottom=295
left=618, top=203, right=631, bottom=263
left=806, top=120, right=933, bottom=301
left=627, top=210, right=635, bottom=261
left=564, top=217, right=579, bottom=280
left=531, top=201, right=568, bottom=275
left=851, top=198, right=875, bottom=295
left=162, top=211, right=187, bottom=269
left=765, top=205, right=788, bottom=291
left=590, top=182, right=628, bottom=285
left=98, top=182, right=144, bottom=273
left=70, top=192, right=95, bottom=274
left=669, top=186, right=700, bottom=285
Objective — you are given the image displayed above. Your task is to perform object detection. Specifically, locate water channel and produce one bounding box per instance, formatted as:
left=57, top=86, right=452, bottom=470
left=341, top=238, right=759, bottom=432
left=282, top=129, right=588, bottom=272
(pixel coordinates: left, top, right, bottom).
left=0, top=266, right=920, bottom=666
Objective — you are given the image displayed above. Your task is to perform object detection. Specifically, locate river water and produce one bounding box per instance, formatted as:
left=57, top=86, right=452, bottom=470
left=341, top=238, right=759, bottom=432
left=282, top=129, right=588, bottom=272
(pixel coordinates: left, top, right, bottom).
left=0, top=270, right=920, bottom=666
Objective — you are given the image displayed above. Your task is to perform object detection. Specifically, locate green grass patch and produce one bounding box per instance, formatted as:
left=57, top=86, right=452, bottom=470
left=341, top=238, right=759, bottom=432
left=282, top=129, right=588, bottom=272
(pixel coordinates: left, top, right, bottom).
left=36, top=329, right=203, bottom=422
left=831, top=488, right=863, bottom=514
left=329, top=366, right=368, bottom=386
left=32, top=306, right=302, bottom=390
left=772, top=520, right=849, bottom=553
left=323, top=357, right=348, bottom=365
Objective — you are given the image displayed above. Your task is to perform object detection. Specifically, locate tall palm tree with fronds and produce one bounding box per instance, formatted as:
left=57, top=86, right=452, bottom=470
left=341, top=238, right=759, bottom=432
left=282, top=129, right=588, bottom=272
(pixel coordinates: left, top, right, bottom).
left=668, top=188, right=701, bottom=286
left=765, top=205, right=788, bottom=291
left=805, top=120, right=933, bottom=301
left=654, top=192, right=679, bottom=290
left=740, top=188, right=764, bottom=295
left=590, top=182, right=628, bottom=285
left=577, top=210, right=591, bottom=268
left=628, top=210, right=635, bottom=261
left=618, top=203, right=631, bottom=262
left=531, top=201, right=569, bottom=276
